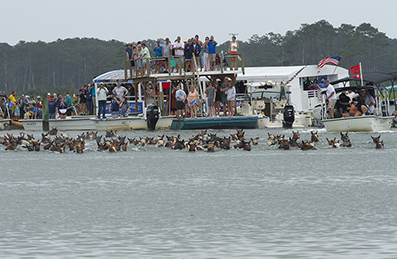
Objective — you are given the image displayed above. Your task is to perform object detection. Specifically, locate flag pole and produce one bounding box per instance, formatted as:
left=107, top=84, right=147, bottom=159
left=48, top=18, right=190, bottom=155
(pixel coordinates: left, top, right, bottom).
left=359, top=62, right=363, bottom=86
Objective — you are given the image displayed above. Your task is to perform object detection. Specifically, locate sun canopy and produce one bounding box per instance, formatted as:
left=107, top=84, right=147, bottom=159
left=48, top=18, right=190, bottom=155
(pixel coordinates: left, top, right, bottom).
left=93, top=70, right=132, bottom=83
left=330, top=72, right=396, bottom=86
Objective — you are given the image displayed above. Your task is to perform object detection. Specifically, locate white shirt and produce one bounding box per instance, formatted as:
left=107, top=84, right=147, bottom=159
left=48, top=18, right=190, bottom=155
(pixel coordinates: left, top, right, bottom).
left=326, top=84, right=337, bottom=101
left=97, top=87, right=109, bottom=101
left=173, top=41, right=184, bottom=56
left=226, top=86, right=236, bottom=101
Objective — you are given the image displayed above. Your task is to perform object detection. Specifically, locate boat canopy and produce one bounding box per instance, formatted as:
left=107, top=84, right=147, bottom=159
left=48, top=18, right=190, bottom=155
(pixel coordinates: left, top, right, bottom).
left=93, top=70, right=132, bottom=83
left=331, top=72, right=397, bottom=87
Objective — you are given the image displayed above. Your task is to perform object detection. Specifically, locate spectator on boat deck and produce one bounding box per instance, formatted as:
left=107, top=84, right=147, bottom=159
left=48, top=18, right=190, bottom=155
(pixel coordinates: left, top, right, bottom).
left=13, top=98, right=20, bottom=119
left=363, top=89, right=376, bottom=114
left=86, top=86, right=93, bottom=115
left=162, top=38, right=172, bottom=72
left=113, top=82, right=129, bottom=101
left=79, top=86, right=87, bottom=115
left=356, top=90, right=369, bottom=116
left=97, top=83, right=109, bottom=119
left=9, top=91, right=16, bottom=103
left=175, top=85, right=186, bottom=119
left=188, top=85, right=199, bottom=118
left=153, top=41, right=163, bottom=74
left=140, top=43, right=151, bottom=74
left=21, top=94, right=29, bottom=119
left=146, top=85, right=155, bottom=105
left=309, top=79, right=320, bottom=90
left=195, top=35, right=203, bottom=71
left=64, top=93, right=72, bottom=116
left=335, top=92, right=350, bottom=117
left=220, top=78, right=229, bottom=116
left=226, top=82, right=236, bottom=117
left=205, top=82, right=216, bottom=117
left=214, top=82, right=221, bottom=116
left=136, top=44, right=142, bottom=74
left=173, top=36, right=184, bottom=73
left=192, top=38, right=201, bottom=70
left=58, top=98, right=68, bottom=119
left=126, top=43, right=134, bottom=68
left=202, top=36, right=210, bottom=71
left=325, top=80, right=336, bottom=119
left=228, top=36, right=239, bottom=70
left=207, top=35, right=217, bottom=71
left=184, top=38, right=194, bottom=72
left=120, top=97, right=129, bottom=117
left=110, top=93, right=121, bottom=118
left=48, top=95, right=57, bottom=119
left=303, top=77, right=311, bottom=90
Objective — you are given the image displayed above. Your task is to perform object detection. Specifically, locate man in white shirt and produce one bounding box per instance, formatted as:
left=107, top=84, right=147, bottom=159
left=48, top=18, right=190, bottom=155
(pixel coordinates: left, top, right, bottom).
left=173, top=36, right=184, bottom=72
left=325, top=80, right=337, bottom=118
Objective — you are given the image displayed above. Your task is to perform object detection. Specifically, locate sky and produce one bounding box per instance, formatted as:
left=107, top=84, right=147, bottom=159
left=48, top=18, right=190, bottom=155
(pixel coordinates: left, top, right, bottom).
left=1, top=0, right=396, bottom=46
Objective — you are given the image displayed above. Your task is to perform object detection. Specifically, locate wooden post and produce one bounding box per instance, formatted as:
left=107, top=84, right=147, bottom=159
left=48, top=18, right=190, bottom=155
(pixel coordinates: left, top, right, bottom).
left=158, top=92, right=164, bottom=116
left=133, top=82, right=138, bottom=113
left=241, top=54, right=245, bottom=75
left=42, top=92, right=49, bottom=131
left=124, top=61, right=128, bottom=80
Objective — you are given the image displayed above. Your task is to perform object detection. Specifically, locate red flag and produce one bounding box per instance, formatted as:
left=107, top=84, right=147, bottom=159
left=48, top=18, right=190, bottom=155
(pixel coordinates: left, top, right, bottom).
left=352, top=74, right=361, bottom=79
left=350, top=64, right=360, bottom=74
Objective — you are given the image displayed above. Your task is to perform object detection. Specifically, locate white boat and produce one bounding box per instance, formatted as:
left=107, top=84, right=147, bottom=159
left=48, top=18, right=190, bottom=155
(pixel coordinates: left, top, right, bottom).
left=20, top=116, right=96, bottom=131
left=316, top=80, right=394, bottom=132
left=322, top=115, right=393, bottom=132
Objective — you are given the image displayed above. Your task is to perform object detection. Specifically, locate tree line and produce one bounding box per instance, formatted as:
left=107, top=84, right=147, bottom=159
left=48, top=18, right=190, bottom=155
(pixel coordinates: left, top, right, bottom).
left=0, top=20, right=396, bottom=97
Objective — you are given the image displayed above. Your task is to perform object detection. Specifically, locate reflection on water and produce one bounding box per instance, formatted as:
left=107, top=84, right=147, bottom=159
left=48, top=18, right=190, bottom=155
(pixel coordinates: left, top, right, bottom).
left=1, top=128, right=397, bottom=258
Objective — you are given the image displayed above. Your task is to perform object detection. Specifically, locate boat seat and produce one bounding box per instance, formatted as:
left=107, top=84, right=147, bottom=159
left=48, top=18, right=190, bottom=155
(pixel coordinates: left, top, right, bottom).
left=252, top=100, right=265, bottom=110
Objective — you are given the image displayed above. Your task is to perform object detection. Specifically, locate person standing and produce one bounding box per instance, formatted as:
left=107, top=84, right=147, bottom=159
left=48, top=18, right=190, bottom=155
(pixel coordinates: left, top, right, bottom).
left=48, top=95, right=57, bottom=119
left=214, top=82, right=221, bottom=116
left=126, top=43, right=134, bottom=67
left=86, top=86, right=93, bottom=115
left=325, top=80, right=336, bottom=119
left=226, top=82, right=236, bottom=117
left=184, top=39, right=193, bottom=72
left=113, top=82, right=129, bottom=101
left=188, top=85, right=199, bottom=118
left=140, top=43, right=151, bottom=74
left=208, top=35, right=218, bottom=71
left=228, top=36, right=239, bottom=70
left=192, top=38, right=201, bottom=71
left=175, top=85, right=186, bottom=119
left=153, top=41, right=163, bottom=74
left=97, top=83, right=109, bottom=119
left=194, top=35, right=203, bottom=71
left=205, top=82, right=216, bottom=117
left=90, top=83, right=96, bottom=115
left=64, top=93, right=72, bottom=116
left=202, top=37, right=210, bottom=71
left=58, top=98, right=68, bottom=119
left=79, top=85, right=87, bottom=115
left=173, top=36, right=184, bottom=73
left=162, top=38, right=172, bottom=72
left=220, top=78, right=229, bottom=116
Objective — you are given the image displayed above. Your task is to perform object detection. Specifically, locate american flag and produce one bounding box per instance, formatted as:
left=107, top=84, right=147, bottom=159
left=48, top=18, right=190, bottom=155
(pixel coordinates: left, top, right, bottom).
left=317, top=56, right=341, bottom=68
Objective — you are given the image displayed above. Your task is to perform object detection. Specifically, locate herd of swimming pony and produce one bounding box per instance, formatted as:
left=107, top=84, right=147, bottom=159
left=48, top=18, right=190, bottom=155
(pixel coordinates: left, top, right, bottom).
left=0, top=128, right=385, bottom=153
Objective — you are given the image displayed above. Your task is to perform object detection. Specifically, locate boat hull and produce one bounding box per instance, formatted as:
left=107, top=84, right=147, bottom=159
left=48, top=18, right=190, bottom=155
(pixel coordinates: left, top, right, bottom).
left=91, top=116, right=174, bottom=131
left=170, top=116, right=258, bottom=130
left=20, top=117, right=96, bottom=131
left=322, top=116, right=393, bottom=132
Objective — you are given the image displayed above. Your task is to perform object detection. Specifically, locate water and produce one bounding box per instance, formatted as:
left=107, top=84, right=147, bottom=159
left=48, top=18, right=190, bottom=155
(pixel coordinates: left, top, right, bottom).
left=1, top=128, right=397, bottom=258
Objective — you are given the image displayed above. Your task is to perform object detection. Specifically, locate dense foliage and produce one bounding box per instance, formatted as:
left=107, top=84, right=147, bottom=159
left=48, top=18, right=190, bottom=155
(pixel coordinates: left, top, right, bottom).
left=1, top=20, right=396, bottom=95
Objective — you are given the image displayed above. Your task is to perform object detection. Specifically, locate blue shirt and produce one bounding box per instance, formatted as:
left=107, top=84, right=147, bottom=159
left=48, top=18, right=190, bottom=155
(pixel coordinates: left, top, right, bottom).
left=90, top=85, right=95, bottom=96
left=208, top=41, right=217, bottom=54
left=111, top=97, right=120, bottom=111
left=154, top=45, right=163, bottom=57
left=86, top=90, right=92, bottom=101
left=126, top=47, right=133, bottom=59
left=176, top=89, right=186, bottom=102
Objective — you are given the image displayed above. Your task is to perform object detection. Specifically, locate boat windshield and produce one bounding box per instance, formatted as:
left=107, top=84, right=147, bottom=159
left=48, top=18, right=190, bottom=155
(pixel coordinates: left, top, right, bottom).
left=247, top=91, right=281, bottom=101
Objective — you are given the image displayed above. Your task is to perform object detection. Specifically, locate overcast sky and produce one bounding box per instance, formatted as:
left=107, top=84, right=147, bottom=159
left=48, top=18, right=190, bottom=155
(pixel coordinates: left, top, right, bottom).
left=1, top=0, right=396, bottom=46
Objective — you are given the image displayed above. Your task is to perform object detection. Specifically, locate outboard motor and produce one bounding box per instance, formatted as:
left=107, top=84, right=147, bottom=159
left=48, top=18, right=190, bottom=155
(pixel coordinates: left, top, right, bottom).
left=283, top=105, right=295, bottom=128
left=146, top=104, right=159, bottom=131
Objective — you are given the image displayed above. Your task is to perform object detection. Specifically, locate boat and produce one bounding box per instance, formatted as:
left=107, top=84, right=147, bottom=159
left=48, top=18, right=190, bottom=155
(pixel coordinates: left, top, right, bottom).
left=91, top=115, right=174, bottom=131
left=315, top=79, right=394, bottom=132
left=170, top=116, right=258, bottom=130
left=20, top=116, right=96, bottom=131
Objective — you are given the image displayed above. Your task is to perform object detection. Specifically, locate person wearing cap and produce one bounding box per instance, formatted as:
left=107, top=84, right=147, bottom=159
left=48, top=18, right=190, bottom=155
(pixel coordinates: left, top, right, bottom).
left=175, top=85, right=186, bottom=119
left=48, top=95, right=57, bottom=119
left=47, top=93, right=51, bottom=101
left=110, top=92, right=121, bottom=118
left=162, top=38, right=172, bottom=72
left=192, top=38, right=201, bottom=71
left=153, top=41, right=163, bottom=74
left=97, top=83, right=109, bottom=119
left=20, top=94, right=29, bottom=119
left=325, top=80, right=336, bottom=118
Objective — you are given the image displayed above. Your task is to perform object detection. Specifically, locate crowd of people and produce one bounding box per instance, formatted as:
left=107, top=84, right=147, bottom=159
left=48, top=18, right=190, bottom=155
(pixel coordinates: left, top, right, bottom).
left=126, top=35, right=240, bottom=75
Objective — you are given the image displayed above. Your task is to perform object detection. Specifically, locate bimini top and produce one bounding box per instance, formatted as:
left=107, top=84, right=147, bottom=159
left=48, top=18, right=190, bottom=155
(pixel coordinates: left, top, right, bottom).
left=93, top=70, right=132, bottom=83
left=331, top=72, right=396, bottom=86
